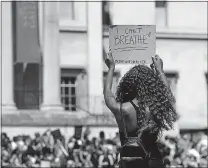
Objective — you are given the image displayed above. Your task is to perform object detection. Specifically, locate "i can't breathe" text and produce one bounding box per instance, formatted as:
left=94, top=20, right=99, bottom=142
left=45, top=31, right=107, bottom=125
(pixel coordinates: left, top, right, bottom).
left=114, top=27, right=151, bottom=46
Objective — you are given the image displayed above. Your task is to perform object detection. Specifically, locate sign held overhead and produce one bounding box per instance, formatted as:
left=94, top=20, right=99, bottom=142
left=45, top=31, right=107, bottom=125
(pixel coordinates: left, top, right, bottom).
left=109, top=25, right=156, bottom=64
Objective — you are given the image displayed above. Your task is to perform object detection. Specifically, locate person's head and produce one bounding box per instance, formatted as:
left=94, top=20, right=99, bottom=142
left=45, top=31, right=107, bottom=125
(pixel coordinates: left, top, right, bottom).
left=53, top=157, right=61, bottom=167
left=196, top=137, right=207, bottom=156
left=92, top=137, right=96, bottom=143
left=164, top=135, right=177, bottom=155
left=67, top=160, right=75, bottom=168
left=182, top=133, right=191, bottom=143
left=184, top=149, right=200, bottom=168
left=34, top=132, right=41, bottom=142
left=3, top=137, right=10, bottom=145
left=45, top=129, right=51, bottom=136
left=2, top=149, right=10, bottom=162
left=17, top=135, right=23, bottom=141
left=1, top=132, right=7, bottom=140
left=115, top=65, right=179, bottom=133
left=99, top=131, right=105, bottom=140
left=157, top=141, right=171, bottom=157
left=92, top=137, right=99, bottom=148
left=35, top=132, right=40, bottom=138
left=86, top=145, right=93, bottom=153
left=25, top=137, right=32, bottom=146
left=83, top=134, right=88, bottom=140
left=102, top=145, right=109, bottom=155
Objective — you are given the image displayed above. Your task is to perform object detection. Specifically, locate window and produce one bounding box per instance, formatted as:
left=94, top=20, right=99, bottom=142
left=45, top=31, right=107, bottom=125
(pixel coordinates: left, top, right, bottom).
left=59, top=1, right=75, bottom=21
left=13, top=2, right=43, bottom=109
left=102, top=1, right=112, bottom=32
left=61, top=69, right=87, bottom=112
left=155, top=0, right=168, bottom=27
left=61, top=76, right=77, bottom=111
left=14, top=63, right=43, bottom=109
left=59, top=1, right=87, bottom=29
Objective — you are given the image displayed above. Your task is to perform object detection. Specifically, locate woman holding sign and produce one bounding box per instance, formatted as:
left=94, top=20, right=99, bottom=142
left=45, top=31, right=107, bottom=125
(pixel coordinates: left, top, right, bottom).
left=103, top=50, right=178, bottom=168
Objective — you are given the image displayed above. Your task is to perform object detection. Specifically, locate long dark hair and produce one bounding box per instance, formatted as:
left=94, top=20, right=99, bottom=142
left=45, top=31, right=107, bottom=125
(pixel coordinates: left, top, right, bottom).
left=115, top=65, right=179, bottom=135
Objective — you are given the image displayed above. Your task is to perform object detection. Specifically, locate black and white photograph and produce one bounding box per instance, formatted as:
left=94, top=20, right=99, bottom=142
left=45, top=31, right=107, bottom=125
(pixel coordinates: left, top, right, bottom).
left=1, top=1, right=207, bottom=168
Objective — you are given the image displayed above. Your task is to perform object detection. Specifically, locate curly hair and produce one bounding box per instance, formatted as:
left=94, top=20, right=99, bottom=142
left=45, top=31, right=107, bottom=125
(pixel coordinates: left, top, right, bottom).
left=115, top=65, right=179, bottom=135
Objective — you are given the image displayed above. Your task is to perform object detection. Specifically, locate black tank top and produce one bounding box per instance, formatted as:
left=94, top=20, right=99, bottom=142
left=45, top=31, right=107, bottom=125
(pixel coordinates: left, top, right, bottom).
left=119, top=130, right=137, bottom=146
left=119, top=101, right=162, bottom=159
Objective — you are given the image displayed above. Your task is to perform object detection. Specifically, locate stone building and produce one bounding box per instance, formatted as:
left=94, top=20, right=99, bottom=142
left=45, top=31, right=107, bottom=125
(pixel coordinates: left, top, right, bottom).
left=1, top=1, right=207, bottom=138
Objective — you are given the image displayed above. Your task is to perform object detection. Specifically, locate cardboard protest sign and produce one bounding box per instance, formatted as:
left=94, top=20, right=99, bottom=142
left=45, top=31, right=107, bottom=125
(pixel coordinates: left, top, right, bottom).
left=109, top=25, right=156, bottom=64
left=51, top=129, right=62, bottom=140
left=74, top=126, right=82, bottom=139
left=41, top=160, right=51, bottom=167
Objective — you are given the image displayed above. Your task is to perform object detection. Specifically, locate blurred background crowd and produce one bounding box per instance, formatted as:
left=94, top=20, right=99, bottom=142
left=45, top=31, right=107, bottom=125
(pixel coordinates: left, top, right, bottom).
left=1, top=128, right=207, bottom=168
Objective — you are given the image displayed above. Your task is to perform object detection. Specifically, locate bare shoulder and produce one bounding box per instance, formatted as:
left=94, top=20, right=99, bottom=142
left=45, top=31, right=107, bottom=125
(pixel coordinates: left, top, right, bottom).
left=120, top=102, right=134, bottom=117
left=111, top=102, right=130, bottom=118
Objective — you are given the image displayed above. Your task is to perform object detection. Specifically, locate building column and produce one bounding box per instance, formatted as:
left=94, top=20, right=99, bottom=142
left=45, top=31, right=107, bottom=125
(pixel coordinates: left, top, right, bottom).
left=87, top=2, right=103, bottom=115
left=41, top=2, right=63, bottom=111
left=1, top=2, right=16, bottom=110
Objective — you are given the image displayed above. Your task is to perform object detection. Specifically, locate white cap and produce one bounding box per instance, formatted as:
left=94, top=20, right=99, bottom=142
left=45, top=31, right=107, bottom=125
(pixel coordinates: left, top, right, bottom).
left=196, top=138, right=208, bottom=153
left=187, top=149, right=200, bottom=163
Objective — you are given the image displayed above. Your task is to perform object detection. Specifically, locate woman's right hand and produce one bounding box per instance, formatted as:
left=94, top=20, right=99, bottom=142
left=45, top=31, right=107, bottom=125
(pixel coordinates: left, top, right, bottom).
left=104, top=48, right=115, bottom=69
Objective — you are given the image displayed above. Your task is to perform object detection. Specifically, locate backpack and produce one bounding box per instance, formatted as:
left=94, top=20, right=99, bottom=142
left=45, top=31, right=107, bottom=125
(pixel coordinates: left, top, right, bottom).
left=119, top=103, right=164, bottom=168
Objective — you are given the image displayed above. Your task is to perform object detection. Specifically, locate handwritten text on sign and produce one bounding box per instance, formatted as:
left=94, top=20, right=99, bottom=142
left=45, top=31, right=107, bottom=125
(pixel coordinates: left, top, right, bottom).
left=109, top=25, right=156, bottom=64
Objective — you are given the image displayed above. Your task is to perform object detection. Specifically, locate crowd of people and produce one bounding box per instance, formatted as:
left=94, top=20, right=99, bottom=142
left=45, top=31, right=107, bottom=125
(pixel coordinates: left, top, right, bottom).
left=1, top=128, right=207, bottom=168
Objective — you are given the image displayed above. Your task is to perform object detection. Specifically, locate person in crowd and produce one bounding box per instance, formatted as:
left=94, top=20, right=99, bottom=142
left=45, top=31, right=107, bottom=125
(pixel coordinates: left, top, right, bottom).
left=90, top=142, right=100, bottom=168
left=72, top=149, right=82, bottom=167
left=83, top=128, right=91, bottom=146
left=98, top=145, right=114, bottom=168
left=2, top=146, right=11, bottom=167
left=99, top=131, right=106, bottom=145
left=2, top=133, right=10, bottom=149
left=11, top=136, right=18, bottom=151
left=183, top=149, right=200, bottom=168
left=79, top=145, right=93, bottom=167
left=66, top=159, right=76, bottom=168
left=112, top=132, right=121, bottom=147
left=199, top=156, right=208, bottom=168
left=196, top=136, right=207, bottom=157
left=162, top=135, right=178, bottom=163
left=51, top=157, right=61, bottom=168
left=1, top=129, right=207, bottom=168
left=10, top=146, right=23, bottom=167
left=103, top=49, right=178, bottom=168
left=92, top=137, right=100, bottom=149
left=171, top=156, right=183, bottom=168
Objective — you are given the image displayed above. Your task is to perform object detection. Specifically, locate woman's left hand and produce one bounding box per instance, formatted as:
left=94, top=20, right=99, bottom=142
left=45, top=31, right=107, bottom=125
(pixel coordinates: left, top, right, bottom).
left=151, top=55, right=163, bottom=73
left=104, top=48, right=115, bottom=69
left=152, top=55, right=163, bottom=72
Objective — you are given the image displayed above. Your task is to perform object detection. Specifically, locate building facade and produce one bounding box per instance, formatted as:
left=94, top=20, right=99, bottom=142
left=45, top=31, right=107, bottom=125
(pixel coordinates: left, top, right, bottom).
left=1, top=1, right=207, bottom=138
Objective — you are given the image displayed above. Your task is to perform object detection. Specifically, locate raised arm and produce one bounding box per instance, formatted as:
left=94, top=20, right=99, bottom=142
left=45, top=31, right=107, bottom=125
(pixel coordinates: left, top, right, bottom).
left=103, top=50, right=120, bottom=115
left=152, top=55, right=176, bottom=105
